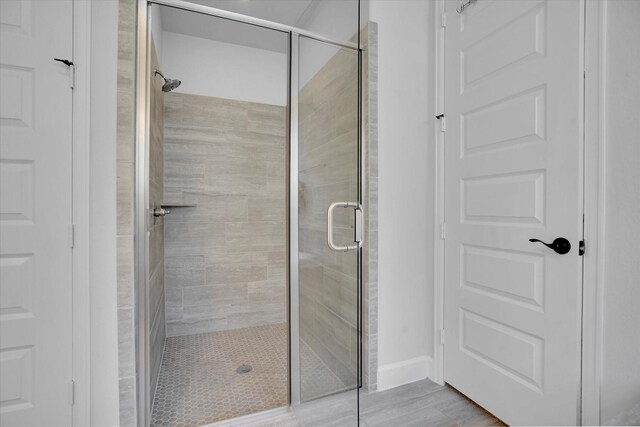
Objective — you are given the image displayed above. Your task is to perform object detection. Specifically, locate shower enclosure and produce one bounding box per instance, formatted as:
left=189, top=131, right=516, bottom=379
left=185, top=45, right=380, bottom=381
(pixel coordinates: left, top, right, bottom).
left=135, top=0, right=364, bottom=425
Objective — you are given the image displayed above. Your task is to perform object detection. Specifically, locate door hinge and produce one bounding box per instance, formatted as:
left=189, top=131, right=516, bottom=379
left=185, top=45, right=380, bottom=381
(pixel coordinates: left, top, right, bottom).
left=69, top=380, right=75, bottom=405
left=440, top=222, right=446, bottom=240
left=440, top=329, right=446, bottom=345
left=68, top=224, right=75, bottom=248
left=69, top=64, right=75, bottom=89
left=441, top=12, right=447, bottom=28
left=579, top=240, right=585, bottom=256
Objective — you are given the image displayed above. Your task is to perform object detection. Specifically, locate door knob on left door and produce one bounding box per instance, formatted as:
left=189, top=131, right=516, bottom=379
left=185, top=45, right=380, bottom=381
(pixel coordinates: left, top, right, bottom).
left=529, top=237, right=571, bottom=254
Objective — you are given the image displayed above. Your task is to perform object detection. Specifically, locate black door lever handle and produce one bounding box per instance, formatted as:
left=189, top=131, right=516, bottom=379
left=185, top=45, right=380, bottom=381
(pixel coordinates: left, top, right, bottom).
left=529, top=237, right=571, bottom=255
left=54, top=58, right=74, bottom=67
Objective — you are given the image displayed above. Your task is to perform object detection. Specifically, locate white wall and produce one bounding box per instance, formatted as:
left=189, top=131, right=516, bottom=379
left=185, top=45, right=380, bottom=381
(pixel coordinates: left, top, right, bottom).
left=161, top=31, right=287, bottom=106
left=368, top=0, right=640, bottom=413
left=601, top=1, right=640, bottom=424
left=89, top=0, right=120, bottom=425
left=369, top=0, right=435, bottom=390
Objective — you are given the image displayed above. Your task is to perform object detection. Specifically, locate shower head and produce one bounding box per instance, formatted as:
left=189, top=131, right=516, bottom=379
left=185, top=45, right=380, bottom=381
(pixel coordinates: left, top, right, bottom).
left=154, top=70, right=181, bottom=93
left=162, top=78, right=181, bottom=92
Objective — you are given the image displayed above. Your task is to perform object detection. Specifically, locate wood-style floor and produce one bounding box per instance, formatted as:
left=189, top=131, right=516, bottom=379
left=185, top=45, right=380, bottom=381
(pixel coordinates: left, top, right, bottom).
left=244, top=379, right=506, bottom=427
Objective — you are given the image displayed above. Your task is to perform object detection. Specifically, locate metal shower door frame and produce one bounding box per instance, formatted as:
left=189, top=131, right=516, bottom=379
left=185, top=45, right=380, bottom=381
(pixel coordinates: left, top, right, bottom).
left=135, top=1, right=364, bottom=425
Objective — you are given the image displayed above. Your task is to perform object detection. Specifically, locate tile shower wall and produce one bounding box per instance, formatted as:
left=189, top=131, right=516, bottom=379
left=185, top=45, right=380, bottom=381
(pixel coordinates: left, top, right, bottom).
left=162, top=92, right=286, bottom=337
left=116, top=0, right=137, bottom=425
left=116, top=5, right=167, bottom=419
left=148, top=38, right=166, bottom=401
left=363, top=23, right=379, bottom=393
left=298, top=43, right=360, bottom=392
left=297, top=25, right=378, bottom=395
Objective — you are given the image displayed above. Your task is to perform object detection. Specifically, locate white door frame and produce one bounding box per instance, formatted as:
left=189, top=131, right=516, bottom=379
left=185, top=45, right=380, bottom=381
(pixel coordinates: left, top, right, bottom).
left=73, top=0, right=92, bottom=424
left=432, top=0, right=607, bottom=424
left=580, top=0, right=608, bottom=424
left=72, top=0, right=122, bottom=425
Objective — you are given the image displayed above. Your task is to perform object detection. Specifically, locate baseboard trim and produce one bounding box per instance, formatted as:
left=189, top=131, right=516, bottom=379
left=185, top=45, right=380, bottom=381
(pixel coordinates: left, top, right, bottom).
left=377, top=355, right=433, bottom=391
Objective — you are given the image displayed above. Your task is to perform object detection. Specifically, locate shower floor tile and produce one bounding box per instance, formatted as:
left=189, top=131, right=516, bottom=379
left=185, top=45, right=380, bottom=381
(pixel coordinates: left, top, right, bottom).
left=150, top=323, right=347, bottom=427
left=151, top=323, right=288, bottom=427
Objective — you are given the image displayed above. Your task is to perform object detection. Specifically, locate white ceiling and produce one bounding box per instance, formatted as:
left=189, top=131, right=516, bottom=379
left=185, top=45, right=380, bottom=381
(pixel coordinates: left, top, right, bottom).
left=158, top=0, right=315, bottom=53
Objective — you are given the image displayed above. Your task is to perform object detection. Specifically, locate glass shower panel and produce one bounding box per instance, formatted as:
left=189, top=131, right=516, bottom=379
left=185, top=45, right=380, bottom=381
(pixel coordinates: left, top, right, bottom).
left=297, top=33, right=360, bottom=414
left=146, top=4, right=290, bottom=425
left=296, top=0, right=361, bottom=45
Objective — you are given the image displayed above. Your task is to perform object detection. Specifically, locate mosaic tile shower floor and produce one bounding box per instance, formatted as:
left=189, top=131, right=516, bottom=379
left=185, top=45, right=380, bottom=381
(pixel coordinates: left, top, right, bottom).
left=150, top=323, right=346, bottom=427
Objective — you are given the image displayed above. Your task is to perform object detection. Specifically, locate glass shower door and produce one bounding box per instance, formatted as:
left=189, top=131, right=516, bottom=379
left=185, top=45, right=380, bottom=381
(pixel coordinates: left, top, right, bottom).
left=292, top=33, right=361, bottom=424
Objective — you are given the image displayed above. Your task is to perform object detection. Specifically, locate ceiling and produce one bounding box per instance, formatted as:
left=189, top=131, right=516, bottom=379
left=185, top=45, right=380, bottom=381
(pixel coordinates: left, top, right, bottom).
left=158, top=0, right=315, bottom=53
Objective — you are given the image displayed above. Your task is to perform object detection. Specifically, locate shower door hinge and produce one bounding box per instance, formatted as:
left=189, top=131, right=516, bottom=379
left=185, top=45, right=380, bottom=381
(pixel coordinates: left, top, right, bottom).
left=440, top=329, right=446, bottom=345
left=68, top=224, right=75, bottom=248
left=441, top=12, right=447, bottom=27
left=69, top=380, right=75, bottom=405
left=440, top=222, right=446, bottom=240
left=579, top=240, right=585, bottom=256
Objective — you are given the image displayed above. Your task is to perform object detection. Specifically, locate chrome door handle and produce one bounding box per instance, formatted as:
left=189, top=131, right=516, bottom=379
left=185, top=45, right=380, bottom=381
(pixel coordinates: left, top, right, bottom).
left=153, top=208, right=171, bottom=217
left=327, top=202, right=363, bottom=252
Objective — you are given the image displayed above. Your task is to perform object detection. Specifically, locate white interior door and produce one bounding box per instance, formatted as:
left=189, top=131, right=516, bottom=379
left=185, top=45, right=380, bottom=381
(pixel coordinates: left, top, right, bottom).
left=0, top=1, right=73, bottom=425
left=443, top=0, right=584, bottom=425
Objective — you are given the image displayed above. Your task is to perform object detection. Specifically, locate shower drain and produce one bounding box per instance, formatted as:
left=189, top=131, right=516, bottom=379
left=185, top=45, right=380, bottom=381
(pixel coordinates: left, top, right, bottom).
left=236, top=364, right=252, bottom=374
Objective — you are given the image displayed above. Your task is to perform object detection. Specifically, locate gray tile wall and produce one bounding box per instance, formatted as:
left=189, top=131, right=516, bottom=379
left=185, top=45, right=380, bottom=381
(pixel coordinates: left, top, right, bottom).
left=115, top=3, right=169, bottom=423
left=363, top=23, right=379, bottom=393
left=149, top=38, right=166, bottom=402
left=297, top=25, right=378, bottom=395
left=116, top=0, right=137, bottom=425
left=298, top=44, right=360, bottom=394
left=162, top=92, right=287, bottom=337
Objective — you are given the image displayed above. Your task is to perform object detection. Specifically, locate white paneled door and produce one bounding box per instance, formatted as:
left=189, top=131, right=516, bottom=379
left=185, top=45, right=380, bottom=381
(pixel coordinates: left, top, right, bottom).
left=443, top=0, right=583, bottom=425
left=0, top=0, right=73, bottom=425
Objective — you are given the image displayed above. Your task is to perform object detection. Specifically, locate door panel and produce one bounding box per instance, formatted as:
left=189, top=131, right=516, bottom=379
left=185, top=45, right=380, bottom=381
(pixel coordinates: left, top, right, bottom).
left=0, top=1, right=73, bottom=425
left=295, top=34, right=360, bottom=424
left=443, top=0, right=583, bottom=425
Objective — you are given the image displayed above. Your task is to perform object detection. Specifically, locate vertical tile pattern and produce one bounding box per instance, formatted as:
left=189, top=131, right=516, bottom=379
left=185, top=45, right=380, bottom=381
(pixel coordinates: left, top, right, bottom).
left=298, top=42, right=360, bottom=397
left=363, top=23, right=379, bottom=393
left=296, top=24, right=378, bottom=398
left=149, top=38, right=166, bottom=402
left=162, top=92, right=286, bottom=337
left=116, top=0, right=137, bottom=425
